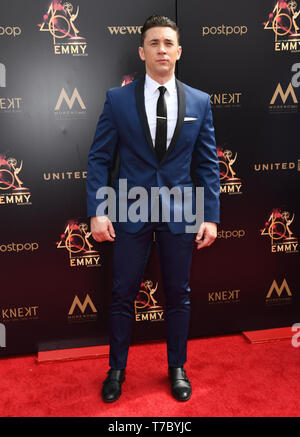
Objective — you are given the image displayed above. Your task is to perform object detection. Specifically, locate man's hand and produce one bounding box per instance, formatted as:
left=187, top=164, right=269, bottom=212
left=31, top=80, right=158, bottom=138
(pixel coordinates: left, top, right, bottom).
left=90, top=216, right=116, bottom=243
left=195, top=222, right=217, bottom=250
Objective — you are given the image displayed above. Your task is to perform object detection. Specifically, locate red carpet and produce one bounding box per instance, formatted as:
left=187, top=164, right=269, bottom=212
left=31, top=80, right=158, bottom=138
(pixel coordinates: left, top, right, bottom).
left=1, top=334, right=300, bottom=417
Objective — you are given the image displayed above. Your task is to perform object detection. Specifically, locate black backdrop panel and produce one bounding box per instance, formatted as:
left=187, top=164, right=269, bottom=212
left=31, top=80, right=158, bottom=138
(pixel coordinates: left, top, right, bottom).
left=0, top=0, right=175, bottom=356
left=178, top=0, right=299, bottom=337
left=0, top=0, right=298, bottom=356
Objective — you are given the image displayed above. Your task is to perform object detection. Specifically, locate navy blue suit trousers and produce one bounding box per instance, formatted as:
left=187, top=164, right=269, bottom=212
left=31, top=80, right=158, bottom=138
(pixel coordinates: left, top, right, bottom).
left=109, top=220, right=195, bottom=369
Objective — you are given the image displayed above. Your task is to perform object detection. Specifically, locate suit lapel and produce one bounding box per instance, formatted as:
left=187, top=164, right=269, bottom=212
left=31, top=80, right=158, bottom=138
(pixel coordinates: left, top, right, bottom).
left=135, top=75, right=186, bottom=163
left=135, top=76, right=157, bottom=157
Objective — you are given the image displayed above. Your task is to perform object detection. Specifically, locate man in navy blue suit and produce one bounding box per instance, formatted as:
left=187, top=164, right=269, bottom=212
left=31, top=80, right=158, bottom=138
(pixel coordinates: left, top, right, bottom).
left=86, top=15, right=220, bottom=402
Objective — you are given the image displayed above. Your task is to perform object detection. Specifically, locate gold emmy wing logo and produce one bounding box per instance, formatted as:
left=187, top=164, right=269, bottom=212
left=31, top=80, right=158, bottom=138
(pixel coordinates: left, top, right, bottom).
left=0, top=155, right=31, bottom=205
left=261, top=209, right=299, bottom=253
left=68, top=294, right=97, bottom=322
left=217, top=146, right=242, bottom=194
left=266, top=279, right=292, bottom=305
left=56, top=221, right=101, bottom=267
left=264, top=1, right=300, bottom=52
left=134, top=280, right=164, bottom=322
left=38, top=1, right=87, bottom=56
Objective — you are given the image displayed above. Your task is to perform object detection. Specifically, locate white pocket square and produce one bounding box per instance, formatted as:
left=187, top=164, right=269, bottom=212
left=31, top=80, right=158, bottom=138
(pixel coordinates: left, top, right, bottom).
left=184, top=117, right=198, bottom=121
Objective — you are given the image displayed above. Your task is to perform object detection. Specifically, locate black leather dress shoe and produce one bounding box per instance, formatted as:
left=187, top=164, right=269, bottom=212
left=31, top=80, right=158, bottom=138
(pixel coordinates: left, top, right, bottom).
left=169, top=366, right=192, bottom=401
left=102, top=368, right=125, bottom=403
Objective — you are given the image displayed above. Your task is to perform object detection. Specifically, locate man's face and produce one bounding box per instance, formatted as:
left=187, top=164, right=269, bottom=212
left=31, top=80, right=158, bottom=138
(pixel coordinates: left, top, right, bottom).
left=138, top=26, right=182, bottom=80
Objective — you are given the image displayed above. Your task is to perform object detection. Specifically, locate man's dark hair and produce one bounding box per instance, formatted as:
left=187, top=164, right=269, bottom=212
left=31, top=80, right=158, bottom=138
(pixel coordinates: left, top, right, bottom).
left=141, top=15, right=180, bottom=46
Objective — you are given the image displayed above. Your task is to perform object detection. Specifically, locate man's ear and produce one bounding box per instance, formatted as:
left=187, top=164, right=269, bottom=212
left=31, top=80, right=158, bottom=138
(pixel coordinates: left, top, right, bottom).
left=177, top=46, right=182, bottom=60
left=138, top=46, right=145, bottom=61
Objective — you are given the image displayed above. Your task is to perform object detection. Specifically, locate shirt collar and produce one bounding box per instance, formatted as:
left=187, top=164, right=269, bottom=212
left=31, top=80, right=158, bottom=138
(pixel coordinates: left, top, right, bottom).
left=145, top=73, right=176, bottom=96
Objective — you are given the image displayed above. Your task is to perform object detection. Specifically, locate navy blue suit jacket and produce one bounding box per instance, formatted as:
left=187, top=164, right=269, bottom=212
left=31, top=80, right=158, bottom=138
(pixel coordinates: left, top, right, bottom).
left=86, top=76, right=220, bottom=234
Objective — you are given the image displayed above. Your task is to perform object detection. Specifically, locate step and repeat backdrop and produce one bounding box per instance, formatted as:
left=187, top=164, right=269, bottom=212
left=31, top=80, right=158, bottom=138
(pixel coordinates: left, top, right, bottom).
left=0, top=0, right=299, bottom=356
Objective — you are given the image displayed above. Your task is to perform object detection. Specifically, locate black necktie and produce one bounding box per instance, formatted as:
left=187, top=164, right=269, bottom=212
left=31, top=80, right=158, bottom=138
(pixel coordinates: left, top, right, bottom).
left=155, top=86, right=167, bottom=162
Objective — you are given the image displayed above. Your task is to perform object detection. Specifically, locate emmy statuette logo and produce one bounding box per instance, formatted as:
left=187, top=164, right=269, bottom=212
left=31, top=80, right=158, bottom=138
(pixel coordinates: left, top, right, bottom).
left=217, top=146, right=242, bottom=194
left=38, top=1, right=87, bottom=56
left=260, top=209, right=298, bottom=253
left=56, top=221, right=101, bottom=267
left=264, top=1, right=300, bottom=52
left=134, top=280, right=164, bottom=322
left=0, top=156, right=31, bottom=205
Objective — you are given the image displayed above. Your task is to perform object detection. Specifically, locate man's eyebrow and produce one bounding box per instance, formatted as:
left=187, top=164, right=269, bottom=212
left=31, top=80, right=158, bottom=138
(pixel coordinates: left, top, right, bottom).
left=148, top=38, right=175, bottom=42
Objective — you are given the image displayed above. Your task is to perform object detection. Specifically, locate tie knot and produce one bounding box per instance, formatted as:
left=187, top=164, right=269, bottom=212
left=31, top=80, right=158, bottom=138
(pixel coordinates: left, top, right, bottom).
left=158, top=86, right=167, bottom=96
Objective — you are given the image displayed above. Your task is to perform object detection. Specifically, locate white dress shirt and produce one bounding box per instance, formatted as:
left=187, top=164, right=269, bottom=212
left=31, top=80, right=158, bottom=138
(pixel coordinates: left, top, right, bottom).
left=144, top=73, right=178, bottom=149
